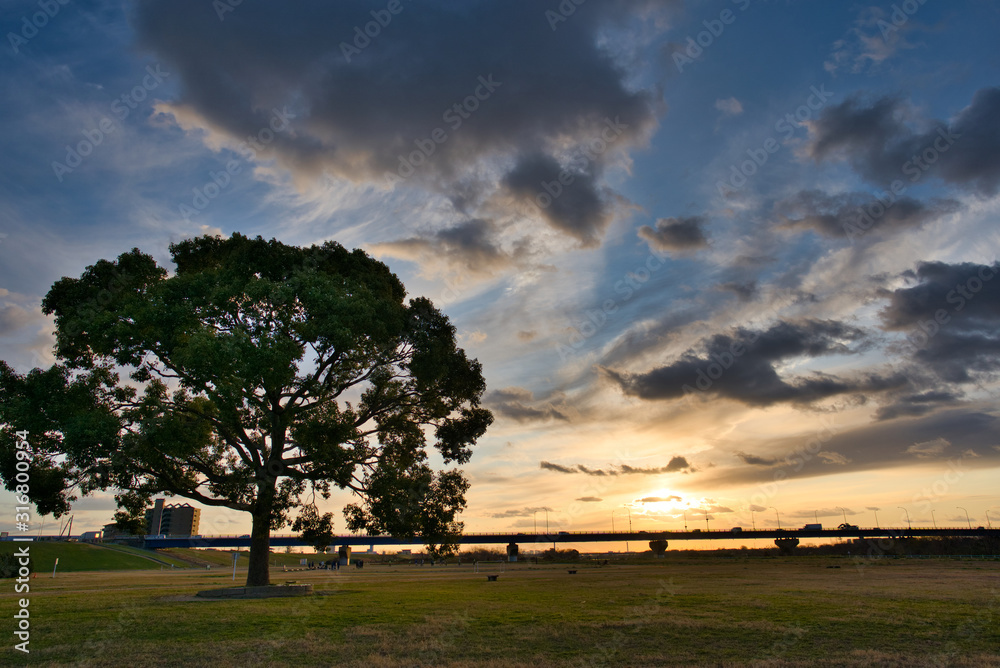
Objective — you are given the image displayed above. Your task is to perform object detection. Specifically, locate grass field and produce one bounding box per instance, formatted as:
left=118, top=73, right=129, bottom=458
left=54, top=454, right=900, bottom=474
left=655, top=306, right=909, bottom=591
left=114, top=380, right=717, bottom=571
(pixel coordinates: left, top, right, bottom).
left=0, top=542, right=330, bottom=573
left=0, top=541, right=191, bottom=574
left=2, top=556, right=998, bottom=667
left=160, top=547, right=333, bottom=569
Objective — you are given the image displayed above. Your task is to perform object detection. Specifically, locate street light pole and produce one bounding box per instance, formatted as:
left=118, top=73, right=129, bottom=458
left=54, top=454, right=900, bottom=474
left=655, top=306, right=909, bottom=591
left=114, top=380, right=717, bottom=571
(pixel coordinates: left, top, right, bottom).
left=837, top=506, right=848, bottom=525
left=770, top=506, right=781, bottom=530
left=931, top=509, right=937, bottom=529
left=545, top=509, right=553, bottom=550
left=872, top=508, right=879, bottom=528
left=750, top=509, right=756, bottom=531
left=625, top=506, right=632, bottom=553
left=957, top=507, right=971, bottom=529
left=683, top=510, right=688, bottom=531
left=987, top=510, right=993, bottom=529
left=898, top=506, right=911, bottom=530
left=612, top=508, right=631, bottom=553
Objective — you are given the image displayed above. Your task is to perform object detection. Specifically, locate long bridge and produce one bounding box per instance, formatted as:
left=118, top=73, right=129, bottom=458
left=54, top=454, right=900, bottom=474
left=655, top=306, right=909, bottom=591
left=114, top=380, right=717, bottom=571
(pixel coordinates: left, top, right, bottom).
left=141, top=526, right=998, bottom=550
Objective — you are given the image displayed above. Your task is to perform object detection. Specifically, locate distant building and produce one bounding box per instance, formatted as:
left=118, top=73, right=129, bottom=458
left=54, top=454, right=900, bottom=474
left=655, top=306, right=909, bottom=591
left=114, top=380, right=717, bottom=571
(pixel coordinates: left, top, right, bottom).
left=144, top=499, right=201, bottom=536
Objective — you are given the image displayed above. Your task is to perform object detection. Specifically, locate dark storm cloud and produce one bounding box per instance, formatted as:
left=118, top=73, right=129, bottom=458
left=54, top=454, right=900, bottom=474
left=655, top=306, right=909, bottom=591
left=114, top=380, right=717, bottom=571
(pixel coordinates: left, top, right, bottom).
left=637, top=216, right=709, bottom=253
left=602, top=320, right=897, bottom=407
left=133, top=0, right=669, bottom=242
left=539, top=456, right=693, bottom=476
left=805, top=87, right=1000, bottom=195
left=879, top=261, right=1000, bottom=384
left=503, top=153, right=612, bottom=246
left=880, top=261, right=1000, bottom=331
left=774, top=189, right=960, bottom=238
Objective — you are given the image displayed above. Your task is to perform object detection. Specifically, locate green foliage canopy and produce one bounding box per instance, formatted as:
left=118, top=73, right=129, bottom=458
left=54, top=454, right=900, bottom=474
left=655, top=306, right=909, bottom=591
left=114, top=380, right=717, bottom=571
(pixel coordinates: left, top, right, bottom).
left=0, top=234, right=492, bottom=585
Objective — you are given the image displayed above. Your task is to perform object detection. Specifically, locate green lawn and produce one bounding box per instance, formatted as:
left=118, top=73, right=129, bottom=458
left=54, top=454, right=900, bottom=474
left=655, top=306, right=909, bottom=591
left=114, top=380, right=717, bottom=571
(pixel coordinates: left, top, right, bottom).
left=0, top=541, right=187, bottom=573
left=92, top=543, right=193, bottom=569
left=3, top=556, right=998, bottom=666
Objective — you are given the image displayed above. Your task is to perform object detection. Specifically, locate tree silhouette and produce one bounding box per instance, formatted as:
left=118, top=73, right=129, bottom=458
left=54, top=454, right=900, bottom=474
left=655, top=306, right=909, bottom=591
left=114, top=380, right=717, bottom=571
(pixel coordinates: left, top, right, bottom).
left=0, top=234, right=492, bottom=586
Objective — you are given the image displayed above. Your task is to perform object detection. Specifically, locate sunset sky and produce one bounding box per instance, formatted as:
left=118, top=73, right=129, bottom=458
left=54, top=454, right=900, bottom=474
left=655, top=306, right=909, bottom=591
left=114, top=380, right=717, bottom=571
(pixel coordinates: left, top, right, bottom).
left=1, top=0, right=998, bottom=545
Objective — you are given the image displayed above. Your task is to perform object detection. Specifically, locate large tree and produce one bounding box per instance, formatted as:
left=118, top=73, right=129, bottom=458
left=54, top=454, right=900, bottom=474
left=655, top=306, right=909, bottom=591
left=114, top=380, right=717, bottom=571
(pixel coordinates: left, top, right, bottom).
left=0, top=234, right=492, bottom=586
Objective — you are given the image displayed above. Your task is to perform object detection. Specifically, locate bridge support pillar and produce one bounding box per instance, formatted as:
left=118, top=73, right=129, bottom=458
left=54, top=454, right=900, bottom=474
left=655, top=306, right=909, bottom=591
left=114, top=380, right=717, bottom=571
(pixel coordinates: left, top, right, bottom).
left=338, top=545, right=351, bottom=566
left=506, top=542, right=519, bottom=562
left=649, top=539, right=668, bottom=558
left=775, top=537, right=799, bottom=555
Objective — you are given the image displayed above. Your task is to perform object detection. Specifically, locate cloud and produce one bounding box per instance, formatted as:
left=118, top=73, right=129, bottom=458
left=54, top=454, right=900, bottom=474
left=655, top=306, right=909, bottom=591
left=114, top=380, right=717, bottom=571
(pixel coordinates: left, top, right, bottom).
left=693, top=409, right=1000, bottom=489
left=487, top=506, right=553, bottom=519
left=874, top=390, right=963, bottom=421
left=576, top=497, right=603, bottom=503
left=691, top=505, right=733, bottom=515
left=602, top=319, right=895, bottom=407
left=824, top=6, right=922, bottom=74
left=199, top=225, right=225, bottom=238
left=486, top=387, right=573, bottom=423
left=638, top=495, right=682, bottom=503
left=132, top=0, right=669, bottom=246
left=773, top=189, right=960, bottom=239
left=734, top=451, right=778, bottom=467
left=790, top=507, right=860, bottom=519
left=0, top=303, right=32, bottom=335
left=715, top=97, right=743, bottom=116
left=905, top=437, right=951, bottom=459
left=625, top=457, right=693, bottom=474
left=880, top=262, right=1000, bottom=331
left=539, top=461, right=576, bottom=474
left=462, top=330, right=488, bottom=344
left=539, top=456, right=694, bottom=476
left=805, top=87, right=1000, bottom=195
left=503, top=153, right=615, bottom=247
left=717, top=281, right=758, bottom=302
left=372, top=218, right=527, bottom=280
left=637, top=216, right=709, bottom=253
left=817, top=451, right=851, bottom=465
left=879, top=261, right=1000, bottom=384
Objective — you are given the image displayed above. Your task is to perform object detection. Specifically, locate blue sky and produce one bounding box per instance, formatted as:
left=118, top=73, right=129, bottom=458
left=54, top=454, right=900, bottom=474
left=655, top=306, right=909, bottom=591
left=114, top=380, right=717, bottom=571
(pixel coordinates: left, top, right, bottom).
left=1, top=0, right=999, bottom=542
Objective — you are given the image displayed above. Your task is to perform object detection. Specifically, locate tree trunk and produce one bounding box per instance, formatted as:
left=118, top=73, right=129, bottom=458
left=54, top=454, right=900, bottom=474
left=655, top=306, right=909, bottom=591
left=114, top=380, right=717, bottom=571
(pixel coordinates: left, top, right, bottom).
left=246, top=482, right=275, bottom=587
